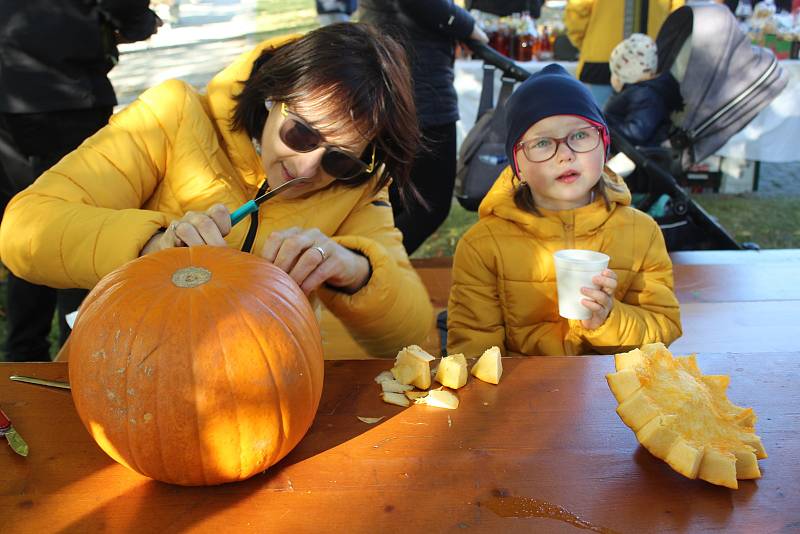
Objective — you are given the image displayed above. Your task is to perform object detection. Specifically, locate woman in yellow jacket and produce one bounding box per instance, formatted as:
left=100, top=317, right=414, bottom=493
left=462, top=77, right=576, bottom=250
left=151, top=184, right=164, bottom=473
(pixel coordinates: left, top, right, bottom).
left=447, top=64, right=681, bottom=357
left=0, top=23, right=433, bottom=358
left=565, top=0, right=684, bottom=105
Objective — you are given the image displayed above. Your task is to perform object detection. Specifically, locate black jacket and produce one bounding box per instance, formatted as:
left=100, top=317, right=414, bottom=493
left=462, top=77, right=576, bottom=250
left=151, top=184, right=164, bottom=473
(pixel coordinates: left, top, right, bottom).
left=359, top=0, right=475, bottom=127
left=604, top=71, right=683, bottom=147
left=0, top=0, right=158, bottom=113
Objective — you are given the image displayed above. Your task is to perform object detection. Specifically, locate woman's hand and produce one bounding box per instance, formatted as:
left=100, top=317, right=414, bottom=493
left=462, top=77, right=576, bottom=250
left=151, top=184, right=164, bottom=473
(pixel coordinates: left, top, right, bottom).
left=580, top=269, right=618, bottom=330
left=260, top=227, right=371, bottom=296
left=140, top=203, right=231, bottom=256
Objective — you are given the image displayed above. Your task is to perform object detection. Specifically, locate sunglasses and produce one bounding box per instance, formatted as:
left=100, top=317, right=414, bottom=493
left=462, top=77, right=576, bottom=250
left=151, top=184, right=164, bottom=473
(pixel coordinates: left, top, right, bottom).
left=268, top=101, right=376, bottom=181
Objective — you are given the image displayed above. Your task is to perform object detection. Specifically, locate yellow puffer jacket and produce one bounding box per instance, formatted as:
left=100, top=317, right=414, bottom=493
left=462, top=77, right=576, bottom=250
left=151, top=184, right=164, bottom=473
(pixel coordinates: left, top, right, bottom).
left=0, top=35, right=433, bottom=358
left=447, top=167, right=681, bottom=357
left=565, top=0, right=684, bottom=84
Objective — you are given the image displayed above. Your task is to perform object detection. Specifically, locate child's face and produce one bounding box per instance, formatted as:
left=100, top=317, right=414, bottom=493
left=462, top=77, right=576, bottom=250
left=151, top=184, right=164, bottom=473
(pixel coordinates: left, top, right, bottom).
left=611, top=74, right=624, bottom=93
left=515, top=115, right=605, bottom=211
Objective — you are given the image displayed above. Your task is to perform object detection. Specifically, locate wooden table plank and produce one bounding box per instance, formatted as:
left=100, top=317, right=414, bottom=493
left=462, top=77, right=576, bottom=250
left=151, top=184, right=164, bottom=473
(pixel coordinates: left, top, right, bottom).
left=669, top=249, right=800, bottom=265
left=672, top=300, right=800, bottom=354
left=674, top=263, right=800, bottom=302
left=414, top=252, right=800, bottom=306
left=2, top=355, right=798, bottom=533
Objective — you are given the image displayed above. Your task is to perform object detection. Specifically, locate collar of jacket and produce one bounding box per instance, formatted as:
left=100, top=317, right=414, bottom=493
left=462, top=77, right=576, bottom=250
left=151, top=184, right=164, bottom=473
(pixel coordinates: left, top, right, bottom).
left=478, top=166, right=632, bottom=238
left=204, top=33, right=301, bottom=190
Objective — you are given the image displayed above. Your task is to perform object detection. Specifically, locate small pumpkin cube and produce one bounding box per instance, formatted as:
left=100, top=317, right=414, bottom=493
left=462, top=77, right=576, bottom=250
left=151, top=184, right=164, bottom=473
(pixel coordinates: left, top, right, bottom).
left=434, top=353, right=468, bottom=389
left=471, top=346, right=503, bottom=385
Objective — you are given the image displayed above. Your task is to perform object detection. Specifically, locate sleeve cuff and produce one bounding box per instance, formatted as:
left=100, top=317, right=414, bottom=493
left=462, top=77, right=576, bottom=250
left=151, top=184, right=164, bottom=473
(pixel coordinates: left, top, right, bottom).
left=317, top=235, right=399, bottom=316
left=569, top=299, right=620, bottom=341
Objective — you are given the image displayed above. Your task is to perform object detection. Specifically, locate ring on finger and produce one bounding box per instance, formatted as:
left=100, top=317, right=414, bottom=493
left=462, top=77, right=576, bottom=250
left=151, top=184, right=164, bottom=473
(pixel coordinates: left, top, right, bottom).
left=169, top=221, right=180, bottom=233
left=313, top=245, right=326, bottom=261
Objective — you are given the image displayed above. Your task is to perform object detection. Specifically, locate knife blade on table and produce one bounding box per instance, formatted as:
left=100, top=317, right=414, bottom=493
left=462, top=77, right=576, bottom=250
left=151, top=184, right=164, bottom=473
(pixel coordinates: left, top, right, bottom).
left=0, top=406, right=29, bottom=457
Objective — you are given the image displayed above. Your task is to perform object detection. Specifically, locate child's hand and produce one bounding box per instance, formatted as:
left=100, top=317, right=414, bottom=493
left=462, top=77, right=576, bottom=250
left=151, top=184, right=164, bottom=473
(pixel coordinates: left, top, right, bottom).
left=580, top=269, right=618, bottom=330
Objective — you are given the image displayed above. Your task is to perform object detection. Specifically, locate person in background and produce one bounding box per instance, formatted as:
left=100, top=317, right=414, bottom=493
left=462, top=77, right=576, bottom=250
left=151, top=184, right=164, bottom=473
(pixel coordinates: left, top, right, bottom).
left=359, top=0, right=489, bottom=254
left=0, top=0, right=160, bottom=362
left=0, top=24, right=433, bottom=360
left=564, top=0, right=684, bottom=107
left=316, top=0, right=358, bottom=25
left=447, top=64, right=681, bottom=357
left=604, top=33, right=683, bottom=147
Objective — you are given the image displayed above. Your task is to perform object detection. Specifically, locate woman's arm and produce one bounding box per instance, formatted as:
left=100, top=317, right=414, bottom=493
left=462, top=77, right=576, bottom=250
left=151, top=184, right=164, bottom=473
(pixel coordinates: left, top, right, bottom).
left=447, top=232, right=506, bottom=358
left=101, top=0, right=161, bottom=42
left=315, top=186, right=434, bottom=357
left=0, top=80, right=191, bottom=289
left=398, top=0, right=477, bottom=41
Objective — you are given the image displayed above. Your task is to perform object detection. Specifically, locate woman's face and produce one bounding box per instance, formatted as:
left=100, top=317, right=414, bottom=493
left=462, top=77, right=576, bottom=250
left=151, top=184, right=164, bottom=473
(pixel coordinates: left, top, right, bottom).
left=259, top=100, right=372, bottom=199
left=515, top=115, right=605, bottom=211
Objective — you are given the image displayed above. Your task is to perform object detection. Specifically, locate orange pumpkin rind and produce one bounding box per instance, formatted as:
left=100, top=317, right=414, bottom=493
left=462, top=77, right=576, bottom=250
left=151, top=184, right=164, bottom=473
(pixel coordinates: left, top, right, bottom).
left=606, top=343, right=767, bottom=489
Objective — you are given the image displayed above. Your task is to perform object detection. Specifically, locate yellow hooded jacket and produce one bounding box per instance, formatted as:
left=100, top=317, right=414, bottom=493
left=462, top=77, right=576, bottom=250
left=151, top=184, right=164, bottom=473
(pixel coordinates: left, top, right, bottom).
left=565, top=0, right=684, bottom=84
left=447, top=167, right=681, bottom=357
left=0, top=35, right=433, bottom=358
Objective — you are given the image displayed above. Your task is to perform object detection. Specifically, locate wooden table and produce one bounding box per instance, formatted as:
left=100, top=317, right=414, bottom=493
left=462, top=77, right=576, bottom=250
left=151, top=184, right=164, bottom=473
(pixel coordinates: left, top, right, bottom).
left=2, top=353, right=799, bottom=533
left=2, top=250, right=800, bottom=532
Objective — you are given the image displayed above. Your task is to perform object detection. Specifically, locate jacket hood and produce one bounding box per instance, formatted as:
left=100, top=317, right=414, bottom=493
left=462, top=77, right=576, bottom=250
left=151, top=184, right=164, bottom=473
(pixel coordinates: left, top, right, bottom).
left=204, top=34, right=300, bottom=188
left=478, top=166, right=632, bottom=237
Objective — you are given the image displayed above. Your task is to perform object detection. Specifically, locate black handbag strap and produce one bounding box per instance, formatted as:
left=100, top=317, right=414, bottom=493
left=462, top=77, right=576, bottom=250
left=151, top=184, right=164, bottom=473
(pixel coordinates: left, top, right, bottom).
left=241, top=180, right=270, bottom=253
left=498, top=76, right=516, bottom=107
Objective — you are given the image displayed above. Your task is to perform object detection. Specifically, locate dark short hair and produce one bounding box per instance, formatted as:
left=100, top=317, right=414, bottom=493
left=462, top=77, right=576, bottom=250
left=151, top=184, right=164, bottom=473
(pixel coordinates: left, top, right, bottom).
left=232, top=23, right=419, bottom=197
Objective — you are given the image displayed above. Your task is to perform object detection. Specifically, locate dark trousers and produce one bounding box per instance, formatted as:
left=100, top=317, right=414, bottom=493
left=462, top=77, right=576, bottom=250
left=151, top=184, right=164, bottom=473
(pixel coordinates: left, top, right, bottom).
left=0, top=107, right=112, bottom=361
left=389, top=122, right=457, bottom=255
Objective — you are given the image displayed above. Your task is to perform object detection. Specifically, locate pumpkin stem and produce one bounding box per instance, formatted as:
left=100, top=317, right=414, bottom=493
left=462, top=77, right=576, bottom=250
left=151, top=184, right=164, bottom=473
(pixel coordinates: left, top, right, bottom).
left=172, top=267, right=212, bottom=288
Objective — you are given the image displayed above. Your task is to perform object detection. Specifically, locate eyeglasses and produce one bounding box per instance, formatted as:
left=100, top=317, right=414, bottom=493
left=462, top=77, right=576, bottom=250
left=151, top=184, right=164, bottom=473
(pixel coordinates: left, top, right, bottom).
left=516, top=126, right=602, bottom=163
left=273, top=102, right=376, bottom=181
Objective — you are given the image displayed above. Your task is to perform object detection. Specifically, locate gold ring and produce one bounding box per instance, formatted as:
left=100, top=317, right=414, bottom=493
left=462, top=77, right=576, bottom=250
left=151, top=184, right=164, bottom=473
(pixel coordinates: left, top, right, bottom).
left=313, top=245, right=326, bottom=261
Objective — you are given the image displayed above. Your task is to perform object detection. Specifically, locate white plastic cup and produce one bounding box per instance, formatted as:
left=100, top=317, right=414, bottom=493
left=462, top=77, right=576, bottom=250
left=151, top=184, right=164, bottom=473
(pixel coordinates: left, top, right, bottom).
left=553, top=249, right=610, bottom=320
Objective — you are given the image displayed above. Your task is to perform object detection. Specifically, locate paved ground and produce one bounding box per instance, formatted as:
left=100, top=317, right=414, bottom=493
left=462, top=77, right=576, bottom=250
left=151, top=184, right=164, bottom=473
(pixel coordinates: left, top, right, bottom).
left=757, top=162, right=800, bottom=195
left=109, top=0, right=800, bottom=196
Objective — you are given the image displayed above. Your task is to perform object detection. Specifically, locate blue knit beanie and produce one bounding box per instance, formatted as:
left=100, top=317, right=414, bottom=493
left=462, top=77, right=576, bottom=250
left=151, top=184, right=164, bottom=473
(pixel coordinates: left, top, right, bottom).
left=504, top=64, right=608, bottom=174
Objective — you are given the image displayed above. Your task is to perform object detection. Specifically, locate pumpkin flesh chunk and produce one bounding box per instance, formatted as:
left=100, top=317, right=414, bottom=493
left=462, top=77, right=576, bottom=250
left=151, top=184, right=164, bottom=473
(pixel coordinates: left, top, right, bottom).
left=606, top=343, right=767, bottom=489
left=391, top=345, right=435, bottom=389
left=470, top=346, right=502, bottom=384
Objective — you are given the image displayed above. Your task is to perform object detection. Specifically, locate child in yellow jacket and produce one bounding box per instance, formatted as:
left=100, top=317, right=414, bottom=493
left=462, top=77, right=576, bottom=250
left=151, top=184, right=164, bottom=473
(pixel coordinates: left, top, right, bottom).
left=447, top=64, right=681, bottom=357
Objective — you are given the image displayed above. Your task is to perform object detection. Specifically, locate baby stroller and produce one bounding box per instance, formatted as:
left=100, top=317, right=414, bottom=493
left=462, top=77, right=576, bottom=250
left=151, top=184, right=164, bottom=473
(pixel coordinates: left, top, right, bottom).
left=456, top=3, right=787, bottom=251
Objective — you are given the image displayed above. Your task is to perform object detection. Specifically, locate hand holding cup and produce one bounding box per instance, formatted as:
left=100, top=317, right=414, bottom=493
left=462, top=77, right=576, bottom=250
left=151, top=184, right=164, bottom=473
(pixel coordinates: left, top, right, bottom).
left=553, top=250, right=612, bottom=326
left=579, top=268, right=618, bottom=330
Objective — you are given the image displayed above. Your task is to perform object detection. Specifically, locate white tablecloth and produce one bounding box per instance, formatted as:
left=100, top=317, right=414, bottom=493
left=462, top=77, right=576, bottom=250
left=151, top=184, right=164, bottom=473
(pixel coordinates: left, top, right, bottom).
left=455, top=58, right=800, bottom=163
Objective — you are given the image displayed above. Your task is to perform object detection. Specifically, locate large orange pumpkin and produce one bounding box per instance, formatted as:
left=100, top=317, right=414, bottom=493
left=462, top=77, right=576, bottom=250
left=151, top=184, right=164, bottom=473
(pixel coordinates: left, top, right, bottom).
left=68, top=246, right=324, bottom=486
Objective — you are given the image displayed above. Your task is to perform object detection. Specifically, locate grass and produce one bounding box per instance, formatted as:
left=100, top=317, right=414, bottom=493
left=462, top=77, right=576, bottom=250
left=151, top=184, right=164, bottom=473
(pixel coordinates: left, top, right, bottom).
left=691, top=194, right=800, bottom=249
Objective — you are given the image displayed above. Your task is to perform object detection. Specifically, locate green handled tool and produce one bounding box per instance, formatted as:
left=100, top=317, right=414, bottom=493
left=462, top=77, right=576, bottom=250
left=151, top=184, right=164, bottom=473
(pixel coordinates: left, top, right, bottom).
left=230, top=177, right=309, bottom=226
